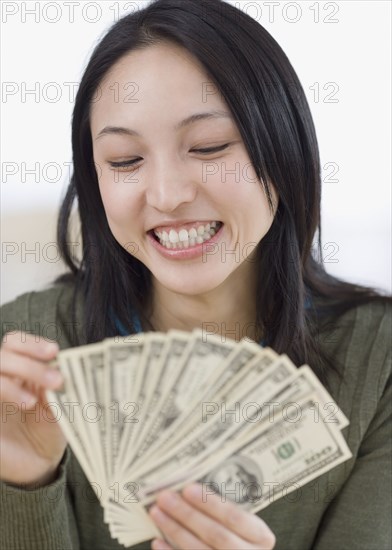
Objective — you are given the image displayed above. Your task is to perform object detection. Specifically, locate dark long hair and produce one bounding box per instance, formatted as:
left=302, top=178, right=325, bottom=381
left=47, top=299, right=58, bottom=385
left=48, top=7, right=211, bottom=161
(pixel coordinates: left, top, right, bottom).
left=56, top=0, right=390, bottom=388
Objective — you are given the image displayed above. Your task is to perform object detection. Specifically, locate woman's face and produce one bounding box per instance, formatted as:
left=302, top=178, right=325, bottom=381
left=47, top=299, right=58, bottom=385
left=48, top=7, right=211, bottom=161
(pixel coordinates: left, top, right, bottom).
left=91, top=42, right=278, bottom=296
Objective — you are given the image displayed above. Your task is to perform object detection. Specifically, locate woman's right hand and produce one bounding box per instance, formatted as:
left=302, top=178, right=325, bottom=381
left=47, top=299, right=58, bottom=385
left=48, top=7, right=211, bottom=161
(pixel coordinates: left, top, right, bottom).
left=0, top=331, right=67, bottom=488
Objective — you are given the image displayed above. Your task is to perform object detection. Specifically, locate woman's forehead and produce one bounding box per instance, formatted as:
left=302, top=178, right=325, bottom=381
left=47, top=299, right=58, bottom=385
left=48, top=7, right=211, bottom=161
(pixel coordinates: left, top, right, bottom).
left=90, top=44, right=230, bottom=132
left=98, top=42, right=216, bottom=98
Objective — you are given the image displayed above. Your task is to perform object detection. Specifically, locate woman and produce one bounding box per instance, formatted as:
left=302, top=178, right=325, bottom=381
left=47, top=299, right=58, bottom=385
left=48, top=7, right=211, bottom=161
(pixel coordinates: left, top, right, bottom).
left=0, top=0, right=390, bottom=548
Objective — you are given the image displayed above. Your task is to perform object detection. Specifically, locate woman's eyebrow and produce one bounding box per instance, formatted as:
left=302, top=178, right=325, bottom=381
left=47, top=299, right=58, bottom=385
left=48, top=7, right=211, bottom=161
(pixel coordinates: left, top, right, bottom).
left=95, top=110, right=232, bottom=140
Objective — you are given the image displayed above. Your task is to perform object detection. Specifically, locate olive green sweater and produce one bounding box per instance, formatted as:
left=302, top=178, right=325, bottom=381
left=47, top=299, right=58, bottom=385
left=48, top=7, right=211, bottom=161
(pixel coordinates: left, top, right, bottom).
left=0, top=283, right=391, bottom=550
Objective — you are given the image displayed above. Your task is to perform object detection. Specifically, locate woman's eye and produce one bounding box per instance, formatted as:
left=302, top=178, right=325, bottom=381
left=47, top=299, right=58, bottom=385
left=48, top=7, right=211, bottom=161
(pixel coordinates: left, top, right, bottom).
left=191, top=143, right=230, bottom=154
left=109, top=158, right=142, bottom=169
left=108, top=144, right=231, bottom=170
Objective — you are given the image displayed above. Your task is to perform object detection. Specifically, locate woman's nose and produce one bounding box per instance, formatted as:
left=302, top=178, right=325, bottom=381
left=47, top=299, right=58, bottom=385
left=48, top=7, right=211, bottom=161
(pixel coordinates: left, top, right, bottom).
left=145, top=161, right=197, bottom=213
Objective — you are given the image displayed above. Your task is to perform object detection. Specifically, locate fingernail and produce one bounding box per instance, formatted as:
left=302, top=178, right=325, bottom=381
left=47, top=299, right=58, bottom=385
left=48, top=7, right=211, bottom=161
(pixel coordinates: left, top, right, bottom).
left=44, top=369, right=63, bottom=387
left=157, top=490, right=177, bottom=507
left=183, top=483, right=201, bottom=497
left=44, top=342, right=59, bottom=354
left=151, top=539, right=167, bottom=550
left=149, top=505, right=164, bottom=521
left=21, top=392, right=37, bottom=407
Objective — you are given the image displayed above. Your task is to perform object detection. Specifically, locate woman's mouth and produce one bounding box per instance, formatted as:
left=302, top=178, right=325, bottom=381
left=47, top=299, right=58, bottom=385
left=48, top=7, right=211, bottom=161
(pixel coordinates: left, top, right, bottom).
left=150, top=221, right=223, bottom=250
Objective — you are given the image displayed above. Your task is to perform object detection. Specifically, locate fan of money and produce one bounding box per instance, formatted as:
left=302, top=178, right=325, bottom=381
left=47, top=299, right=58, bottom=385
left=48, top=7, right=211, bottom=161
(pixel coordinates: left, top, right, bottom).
left=46, top=329, right=352, bottom=548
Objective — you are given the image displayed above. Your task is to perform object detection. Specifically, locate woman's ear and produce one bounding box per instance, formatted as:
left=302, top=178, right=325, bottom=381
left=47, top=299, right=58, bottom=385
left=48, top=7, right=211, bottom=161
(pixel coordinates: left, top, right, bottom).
left=267, top=181, right=279, bottom=216
left=272, top=194, right=279, bottom=216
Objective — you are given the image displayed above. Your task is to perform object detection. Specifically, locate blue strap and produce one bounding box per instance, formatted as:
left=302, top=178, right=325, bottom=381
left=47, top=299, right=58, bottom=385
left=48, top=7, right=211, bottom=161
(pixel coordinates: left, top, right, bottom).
left=115, top=311, right=142, bottom=335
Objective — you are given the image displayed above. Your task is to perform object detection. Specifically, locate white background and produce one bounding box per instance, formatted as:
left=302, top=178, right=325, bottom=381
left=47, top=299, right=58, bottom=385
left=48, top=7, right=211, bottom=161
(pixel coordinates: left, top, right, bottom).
left=1, top=0, right=391, bottom=305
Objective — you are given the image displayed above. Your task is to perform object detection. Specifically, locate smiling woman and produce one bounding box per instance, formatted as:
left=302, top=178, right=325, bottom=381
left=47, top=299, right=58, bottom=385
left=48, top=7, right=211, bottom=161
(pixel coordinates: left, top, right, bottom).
left=90, top=42, right=278, bottom=308
left=0, top=0, right=391, bottom=549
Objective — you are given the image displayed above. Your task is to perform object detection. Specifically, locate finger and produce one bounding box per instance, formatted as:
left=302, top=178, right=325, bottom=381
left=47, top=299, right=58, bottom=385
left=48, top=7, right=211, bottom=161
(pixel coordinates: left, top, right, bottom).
left=0, top=349, right=63, bottom=389
left=151, top=538, right=173, bottom=550
left=182, top=483, right=276, bottom=547
left=1, top=331, right=59, bottom=360
left=150, top=505, right=211, bottom=550
left=0, top=375, right=37, bottom=408
left=154, top=491, right=254, bottom=550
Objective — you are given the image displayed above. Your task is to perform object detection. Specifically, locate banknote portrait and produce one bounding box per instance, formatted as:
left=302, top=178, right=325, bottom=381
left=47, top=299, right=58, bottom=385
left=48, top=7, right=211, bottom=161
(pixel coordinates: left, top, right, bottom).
left=202, top=454, right=263, bottom=505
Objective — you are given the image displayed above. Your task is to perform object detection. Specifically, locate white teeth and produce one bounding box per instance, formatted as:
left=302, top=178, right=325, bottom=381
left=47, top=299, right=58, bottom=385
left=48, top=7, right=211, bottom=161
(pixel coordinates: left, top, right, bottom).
left=154, top=222, right=221, bottom=249
left=179, top=229, right=189, bottom=242
left=169, top=229, right=179, bottom=243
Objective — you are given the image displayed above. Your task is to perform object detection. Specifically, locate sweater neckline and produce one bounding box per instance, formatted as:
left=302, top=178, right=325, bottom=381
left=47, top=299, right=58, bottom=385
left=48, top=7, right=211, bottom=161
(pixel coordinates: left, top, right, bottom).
left=113, top=294, right=312, bottom=348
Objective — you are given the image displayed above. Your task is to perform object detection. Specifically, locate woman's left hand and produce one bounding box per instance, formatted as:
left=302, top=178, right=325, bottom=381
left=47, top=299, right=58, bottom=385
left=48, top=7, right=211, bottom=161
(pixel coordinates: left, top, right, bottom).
left=149, top=483, right=276, bottom=550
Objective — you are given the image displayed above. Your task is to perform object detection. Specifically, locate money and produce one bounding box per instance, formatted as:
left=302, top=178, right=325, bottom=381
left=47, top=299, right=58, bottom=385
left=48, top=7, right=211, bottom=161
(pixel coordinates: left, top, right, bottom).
left=122, top=329, right=237, bottom=476
left=46, top=329, right=351, bottom=548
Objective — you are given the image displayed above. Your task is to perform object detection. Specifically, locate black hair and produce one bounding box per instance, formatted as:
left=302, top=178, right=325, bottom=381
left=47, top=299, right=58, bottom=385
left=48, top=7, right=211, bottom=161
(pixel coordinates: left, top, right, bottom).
left=56, top=0, right=390, bottom=389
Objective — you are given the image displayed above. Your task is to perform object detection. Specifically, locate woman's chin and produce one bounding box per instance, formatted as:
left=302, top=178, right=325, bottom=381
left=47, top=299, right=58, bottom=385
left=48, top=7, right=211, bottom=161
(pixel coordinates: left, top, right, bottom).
left=152, top=273, right=225, bottom=297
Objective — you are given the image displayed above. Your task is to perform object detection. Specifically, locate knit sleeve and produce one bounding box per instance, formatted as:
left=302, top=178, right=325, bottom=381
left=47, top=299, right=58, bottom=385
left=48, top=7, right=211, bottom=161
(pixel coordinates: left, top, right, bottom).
left=0, top=287, right=80, bottom=549
left=0, top=447, right=80, bottom=549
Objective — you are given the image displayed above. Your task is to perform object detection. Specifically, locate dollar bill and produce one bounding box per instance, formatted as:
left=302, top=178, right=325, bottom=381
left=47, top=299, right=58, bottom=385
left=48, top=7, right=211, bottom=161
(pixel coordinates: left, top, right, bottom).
left=46, top=352, right=102, bottom=498
left=119, top=330, right=197, bottom=475
left=135, top=361, right=345, bottom=497
left=115, top=333, right=166, bottom=475
left=146, top=342, right=278, bottom=456
left=104, top=336, right=146, bottom=478
left=127, top=329, right=237, bottom=473
left=70, top=344, right=108, bottom=498
left=142, top=392, right=352, bottom=512
left=127, top=355, right=299, bottom=485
